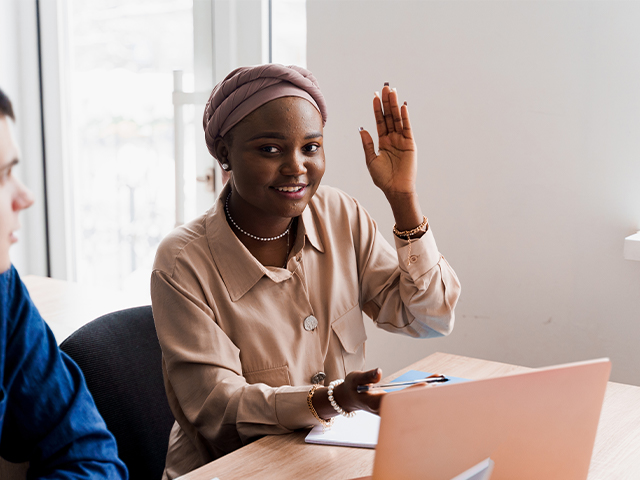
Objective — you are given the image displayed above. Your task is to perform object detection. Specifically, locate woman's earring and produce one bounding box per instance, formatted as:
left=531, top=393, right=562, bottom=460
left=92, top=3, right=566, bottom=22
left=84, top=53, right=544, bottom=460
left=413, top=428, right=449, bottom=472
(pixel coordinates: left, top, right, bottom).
left=221, top=163, right=230, bottom=171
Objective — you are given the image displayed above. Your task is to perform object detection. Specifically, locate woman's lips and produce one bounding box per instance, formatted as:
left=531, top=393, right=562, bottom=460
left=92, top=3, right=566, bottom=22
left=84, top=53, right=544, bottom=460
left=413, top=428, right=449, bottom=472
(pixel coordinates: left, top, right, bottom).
left=272, top=185, right=307, bottom=199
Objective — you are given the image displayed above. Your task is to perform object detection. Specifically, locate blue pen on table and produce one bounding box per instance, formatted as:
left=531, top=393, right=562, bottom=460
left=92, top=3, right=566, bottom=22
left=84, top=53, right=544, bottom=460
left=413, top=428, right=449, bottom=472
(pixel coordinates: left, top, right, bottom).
left=356, top=374, right=448, bottom=393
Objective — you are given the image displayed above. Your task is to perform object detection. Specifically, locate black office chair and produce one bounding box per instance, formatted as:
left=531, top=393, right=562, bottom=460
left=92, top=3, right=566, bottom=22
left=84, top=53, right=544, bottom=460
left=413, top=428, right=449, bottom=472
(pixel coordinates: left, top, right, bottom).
left=60, top=306, right=175, bottom=480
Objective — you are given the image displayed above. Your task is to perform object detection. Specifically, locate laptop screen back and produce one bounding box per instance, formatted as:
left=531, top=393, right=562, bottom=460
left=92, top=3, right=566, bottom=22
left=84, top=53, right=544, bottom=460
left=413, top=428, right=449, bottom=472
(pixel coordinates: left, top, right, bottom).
left=372, top=358, right=611, bottom=480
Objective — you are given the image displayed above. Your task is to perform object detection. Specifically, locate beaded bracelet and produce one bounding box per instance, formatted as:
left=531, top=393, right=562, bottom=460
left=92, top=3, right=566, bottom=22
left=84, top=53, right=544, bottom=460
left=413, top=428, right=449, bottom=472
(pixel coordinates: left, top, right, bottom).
left=307, top=384, right=335, bottom=431
left=392, top=215, right=429, bottom=239
left=392, top=216, right=429, bottom=267
left=328, top=379, right=356, bottom=418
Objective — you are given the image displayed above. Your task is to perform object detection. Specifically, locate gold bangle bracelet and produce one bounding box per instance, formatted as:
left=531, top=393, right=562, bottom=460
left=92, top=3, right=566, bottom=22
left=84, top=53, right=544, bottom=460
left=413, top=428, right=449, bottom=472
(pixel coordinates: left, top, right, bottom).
left=393, top=215, right=429, bottom=239
left=307, top=384, right=335, bottom=431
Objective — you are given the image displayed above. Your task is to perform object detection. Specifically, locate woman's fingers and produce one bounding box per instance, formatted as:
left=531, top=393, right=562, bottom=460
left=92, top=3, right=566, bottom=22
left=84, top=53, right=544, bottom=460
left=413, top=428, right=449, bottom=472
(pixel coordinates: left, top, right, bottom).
left=381, top=86, right=395, bottom=133
left=357, top=369, right=384, bottom=414
left=401, top=102, right=413, bottom=140
left=359, top=127, right=377, bottom=167
left=368, top=391, right=383, bottom=413
left=389, top=88, right=404, bottom=134
left=375, top=85, right=410, bottom=140
left=353, top=368, right=383, bottom=386
left=373, top=92, right=387, bottom=137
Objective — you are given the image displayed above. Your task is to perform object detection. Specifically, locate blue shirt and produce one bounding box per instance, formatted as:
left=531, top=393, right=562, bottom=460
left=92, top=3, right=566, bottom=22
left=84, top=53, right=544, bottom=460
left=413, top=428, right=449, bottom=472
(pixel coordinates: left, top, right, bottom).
left=0, top=266, right=128, bottom=479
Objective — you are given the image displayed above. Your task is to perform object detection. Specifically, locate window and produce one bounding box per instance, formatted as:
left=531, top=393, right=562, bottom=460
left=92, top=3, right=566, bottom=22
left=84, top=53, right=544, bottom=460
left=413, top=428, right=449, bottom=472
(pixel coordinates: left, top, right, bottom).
left=64, top=0, right=194, bottom=296
left=40, top=0, right=307, bottom=296
left=272, top=0, right=306, bottom=66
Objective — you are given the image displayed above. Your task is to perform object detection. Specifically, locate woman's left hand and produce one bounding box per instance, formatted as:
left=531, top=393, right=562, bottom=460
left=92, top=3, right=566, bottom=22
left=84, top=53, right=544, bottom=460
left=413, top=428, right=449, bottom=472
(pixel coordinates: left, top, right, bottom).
left=359, top=84, right=417, bottom=199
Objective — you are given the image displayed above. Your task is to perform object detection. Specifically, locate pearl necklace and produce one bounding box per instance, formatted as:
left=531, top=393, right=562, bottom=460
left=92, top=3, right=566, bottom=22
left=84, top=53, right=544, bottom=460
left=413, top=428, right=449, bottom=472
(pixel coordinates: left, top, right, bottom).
left=225, top=192, right=292, bottom=242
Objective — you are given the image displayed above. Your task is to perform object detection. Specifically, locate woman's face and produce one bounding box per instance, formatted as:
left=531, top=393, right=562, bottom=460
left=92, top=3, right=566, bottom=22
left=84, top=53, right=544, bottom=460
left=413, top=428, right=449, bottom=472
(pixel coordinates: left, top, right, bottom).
left=217, top=96, right=325, bottom=228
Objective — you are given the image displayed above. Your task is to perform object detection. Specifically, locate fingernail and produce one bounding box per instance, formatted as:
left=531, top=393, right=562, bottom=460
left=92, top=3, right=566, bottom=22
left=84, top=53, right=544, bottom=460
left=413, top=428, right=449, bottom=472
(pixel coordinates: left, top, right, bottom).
left=374, top=91, right=380, bottom=98
left=393, top=87, right=397, bottom=92
left=404, top=101, right=407, bottom=106
left=384, top=82, right=389, bottom=86
left=358, top=126, right=363, bottom=132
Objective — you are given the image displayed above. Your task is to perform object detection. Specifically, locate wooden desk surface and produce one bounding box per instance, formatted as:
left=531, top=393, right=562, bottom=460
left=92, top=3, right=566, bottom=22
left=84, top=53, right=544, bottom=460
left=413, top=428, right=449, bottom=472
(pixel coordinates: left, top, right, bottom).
left=22, top=275, right=147, bottom=344
left=178, top=352, right=640, bottom=480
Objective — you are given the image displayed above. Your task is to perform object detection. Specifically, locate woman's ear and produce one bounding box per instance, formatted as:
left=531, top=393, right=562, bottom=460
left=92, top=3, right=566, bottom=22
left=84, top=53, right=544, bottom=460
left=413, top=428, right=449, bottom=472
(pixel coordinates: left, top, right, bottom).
left=213, top=137, right=230, bottom=170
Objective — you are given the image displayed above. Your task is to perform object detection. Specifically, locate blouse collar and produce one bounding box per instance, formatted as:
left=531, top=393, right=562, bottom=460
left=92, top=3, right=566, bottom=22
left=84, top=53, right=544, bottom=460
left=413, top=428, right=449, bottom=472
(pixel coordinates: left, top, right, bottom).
left=206, top=184, right=324, bottom=302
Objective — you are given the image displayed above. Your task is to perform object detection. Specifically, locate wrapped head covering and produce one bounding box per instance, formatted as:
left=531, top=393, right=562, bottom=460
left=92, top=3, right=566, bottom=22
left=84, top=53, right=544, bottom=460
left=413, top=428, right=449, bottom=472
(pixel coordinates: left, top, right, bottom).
left=203, top=64, right=328, bottom=158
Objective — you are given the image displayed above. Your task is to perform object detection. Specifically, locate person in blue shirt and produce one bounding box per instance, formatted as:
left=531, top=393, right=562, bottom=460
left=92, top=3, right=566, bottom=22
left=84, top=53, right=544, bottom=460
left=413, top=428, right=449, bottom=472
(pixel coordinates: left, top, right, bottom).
left=0, top=87, right=128, bottom=479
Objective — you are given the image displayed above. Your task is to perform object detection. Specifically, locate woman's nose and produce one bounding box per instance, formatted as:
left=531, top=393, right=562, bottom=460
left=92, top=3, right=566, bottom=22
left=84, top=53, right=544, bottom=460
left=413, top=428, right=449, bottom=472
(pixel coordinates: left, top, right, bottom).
left=281, top=151, right=307, bottom=176
left=13, top=178, right=34, bottom=211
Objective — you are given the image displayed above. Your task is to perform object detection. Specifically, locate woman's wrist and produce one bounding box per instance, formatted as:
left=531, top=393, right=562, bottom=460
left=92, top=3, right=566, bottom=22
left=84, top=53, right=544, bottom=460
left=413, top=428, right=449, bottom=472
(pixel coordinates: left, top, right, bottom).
left=310, top=380, right=356, bottom=422
left=307, top=385, right=335, bottom=430
left=328, top=380, right=356, bottom=417
left=386, top=191, right=425, bottom=233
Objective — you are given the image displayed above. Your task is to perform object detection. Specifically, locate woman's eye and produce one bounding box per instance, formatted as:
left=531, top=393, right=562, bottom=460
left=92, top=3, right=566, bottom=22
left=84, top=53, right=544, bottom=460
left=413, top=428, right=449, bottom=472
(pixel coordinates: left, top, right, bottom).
left=304, top=144, right=319, bottom=153
left=261, top=146, right=279, bottom=154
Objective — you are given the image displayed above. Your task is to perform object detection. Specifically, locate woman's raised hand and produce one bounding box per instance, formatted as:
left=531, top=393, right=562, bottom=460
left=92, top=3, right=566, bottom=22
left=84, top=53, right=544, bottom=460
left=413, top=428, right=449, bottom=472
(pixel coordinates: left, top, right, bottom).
left=359, top=84, right=417, bottom=199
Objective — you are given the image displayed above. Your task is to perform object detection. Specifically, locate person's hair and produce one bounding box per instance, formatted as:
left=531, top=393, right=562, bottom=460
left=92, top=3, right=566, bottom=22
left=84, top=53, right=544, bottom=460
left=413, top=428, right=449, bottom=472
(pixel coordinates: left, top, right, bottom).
left=0, top=88, right=15, bottom=121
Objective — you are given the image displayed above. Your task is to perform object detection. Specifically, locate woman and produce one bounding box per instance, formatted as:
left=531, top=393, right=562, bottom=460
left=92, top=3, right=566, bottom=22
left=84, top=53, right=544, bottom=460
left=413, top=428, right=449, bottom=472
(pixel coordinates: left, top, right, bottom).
left=151, top=64, right=460, bottom=479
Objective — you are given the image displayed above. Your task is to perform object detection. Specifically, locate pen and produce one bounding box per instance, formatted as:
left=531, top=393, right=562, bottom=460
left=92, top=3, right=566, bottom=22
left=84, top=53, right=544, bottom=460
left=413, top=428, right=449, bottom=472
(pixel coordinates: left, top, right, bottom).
left=356, top=375, right=449, bottom=393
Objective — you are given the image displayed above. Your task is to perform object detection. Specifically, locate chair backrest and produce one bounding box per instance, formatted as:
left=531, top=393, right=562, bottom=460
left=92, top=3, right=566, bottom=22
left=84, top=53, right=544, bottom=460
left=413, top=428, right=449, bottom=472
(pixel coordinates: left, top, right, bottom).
left=60, top=306, right=174, bottom=480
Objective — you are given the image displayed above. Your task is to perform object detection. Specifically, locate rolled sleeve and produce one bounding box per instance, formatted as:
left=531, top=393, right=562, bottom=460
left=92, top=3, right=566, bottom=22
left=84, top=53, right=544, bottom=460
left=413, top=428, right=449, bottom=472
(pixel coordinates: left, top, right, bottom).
left=358, top=204, right=461, bottom=338
left=274, top=386, right=319, bottom=430
left=394, top=228, right=441, bottom=281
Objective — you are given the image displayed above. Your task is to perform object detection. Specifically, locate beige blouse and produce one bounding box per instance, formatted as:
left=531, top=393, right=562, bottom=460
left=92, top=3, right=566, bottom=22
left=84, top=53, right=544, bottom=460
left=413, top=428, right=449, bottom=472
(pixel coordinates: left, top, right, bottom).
left=151, top=185, right=461, bottom=479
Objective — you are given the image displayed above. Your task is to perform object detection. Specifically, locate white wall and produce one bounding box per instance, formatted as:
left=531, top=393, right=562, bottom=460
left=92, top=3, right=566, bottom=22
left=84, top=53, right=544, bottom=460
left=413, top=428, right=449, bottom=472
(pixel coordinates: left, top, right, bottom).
left=308, top=0, right=640, bottom=385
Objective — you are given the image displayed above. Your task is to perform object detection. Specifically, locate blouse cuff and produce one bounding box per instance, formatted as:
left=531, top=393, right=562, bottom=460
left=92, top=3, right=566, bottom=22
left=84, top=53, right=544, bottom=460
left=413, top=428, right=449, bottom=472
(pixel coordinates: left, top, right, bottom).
left=274, top=385, right=320, bottom=430
left=393, top=229, right=441, bottom=278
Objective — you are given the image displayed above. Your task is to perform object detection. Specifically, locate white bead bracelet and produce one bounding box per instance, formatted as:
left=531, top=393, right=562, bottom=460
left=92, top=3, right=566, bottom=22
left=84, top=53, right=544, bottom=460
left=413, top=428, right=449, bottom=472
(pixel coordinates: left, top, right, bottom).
left=328, top=379, right=356, bottom=418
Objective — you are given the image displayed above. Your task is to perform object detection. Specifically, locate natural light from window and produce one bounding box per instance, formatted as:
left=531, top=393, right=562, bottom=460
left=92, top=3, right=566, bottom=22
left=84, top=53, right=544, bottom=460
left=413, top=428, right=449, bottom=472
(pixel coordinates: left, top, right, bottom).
left=67, top=0, right=193, bottom=297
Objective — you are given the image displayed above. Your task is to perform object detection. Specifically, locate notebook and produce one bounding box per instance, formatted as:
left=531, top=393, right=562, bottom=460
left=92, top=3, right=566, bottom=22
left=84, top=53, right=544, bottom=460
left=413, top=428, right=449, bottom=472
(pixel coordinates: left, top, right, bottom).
left=361, top=357, right=611, bottom=480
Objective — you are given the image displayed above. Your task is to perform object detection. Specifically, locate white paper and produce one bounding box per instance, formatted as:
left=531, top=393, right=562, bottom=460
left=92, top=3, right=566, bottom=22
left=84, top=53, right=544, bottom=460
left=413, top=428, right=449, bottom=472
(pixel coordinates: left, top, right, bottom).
left=305, top=410, right=380, bottom=448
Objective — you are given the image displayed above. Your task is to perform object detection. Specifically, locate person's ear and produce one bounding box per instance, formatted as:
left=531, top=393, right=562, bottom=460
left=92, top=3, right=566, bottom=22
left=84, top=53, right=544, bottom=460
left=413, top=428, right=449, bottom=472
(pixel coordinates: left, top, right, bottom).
left=214, top=137, right=231, bottom=171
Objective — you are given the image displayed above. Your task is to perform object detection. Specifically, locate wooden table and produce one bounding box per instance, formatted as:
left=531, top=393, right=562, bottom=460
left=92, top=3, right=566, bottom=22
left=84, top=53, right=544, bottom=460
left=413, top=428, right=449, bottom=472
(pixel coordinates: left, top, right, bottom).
left=178, top=352, right=640, bottom=480
left=22, top=275, right=148, bottom=344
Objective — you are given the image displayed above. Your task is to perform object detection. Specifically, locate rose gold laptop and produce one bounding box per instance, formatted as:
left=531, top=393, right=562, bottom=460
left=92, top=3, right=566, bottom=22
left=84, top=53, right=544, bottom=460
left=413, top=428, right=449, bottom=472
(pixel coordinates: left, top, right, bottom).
left=360, top=358, right=611, bottom=480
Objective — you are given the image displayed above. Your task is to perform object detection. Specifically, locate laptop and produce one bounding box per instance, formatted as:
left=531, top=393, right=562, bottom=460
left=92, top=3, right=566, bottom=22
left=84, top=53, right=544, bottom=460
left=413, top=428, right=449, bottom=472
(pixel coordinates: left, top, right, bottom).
left=359, top=357, right=611, bottom=480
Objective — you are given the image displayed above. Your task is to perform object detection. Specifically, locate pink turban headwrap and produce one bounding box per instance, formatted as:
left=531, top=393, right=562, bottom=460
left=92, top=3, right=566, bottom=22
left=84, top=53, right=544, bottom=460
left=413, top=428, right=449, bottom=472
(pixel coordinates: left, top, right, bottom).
left=203, top=64, right=328, bottom=158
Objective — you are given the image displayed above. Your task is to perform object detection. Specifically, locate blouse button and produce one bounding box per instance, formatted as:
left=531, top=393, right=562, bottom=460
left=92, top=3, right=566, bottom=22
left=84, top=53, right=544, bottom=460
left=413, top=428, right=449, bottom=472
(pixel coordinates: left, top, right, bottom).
left=311, top=372, right=326, bottom=384
left=409, top=254, right=419, bottom=264
left=303, top=315, right=318, bottom=331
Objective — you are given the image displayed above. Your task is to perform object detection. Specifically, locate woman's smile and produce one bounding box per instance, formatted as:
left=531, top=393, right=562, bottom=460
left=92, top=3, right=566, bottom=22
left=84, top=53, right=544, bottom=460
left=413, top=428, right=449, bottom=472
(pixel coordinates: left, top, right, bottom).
left=272, top=183, right=307, bottom=199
